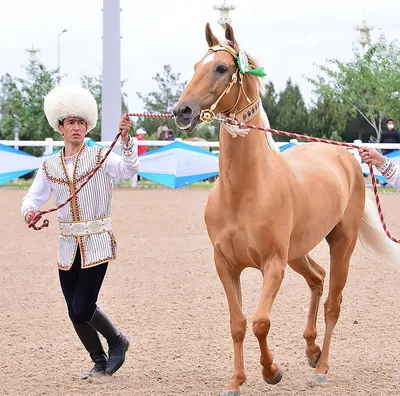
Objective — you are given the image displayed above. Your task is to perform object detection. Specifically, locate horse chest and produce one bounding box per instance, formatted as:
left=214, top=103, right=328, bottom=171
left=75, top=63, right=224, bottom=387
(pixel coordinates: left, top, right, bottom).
left=210, top=223, right=275, bottom=269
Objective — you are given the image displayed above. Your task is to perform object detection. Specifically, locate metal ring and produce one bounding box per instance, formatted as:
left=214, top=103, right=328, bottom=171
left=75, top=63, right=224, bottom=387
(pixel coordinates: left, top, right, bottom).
left=200, top=109, right=215, bottom=123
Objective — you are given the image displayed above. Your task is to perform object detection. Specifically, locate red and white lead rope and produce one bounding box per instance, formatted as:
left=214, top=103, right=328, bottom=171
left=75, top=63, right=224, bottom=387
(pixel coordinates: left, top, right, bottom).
left=219, top=116, right=399, bottom=244
left=28, top=112, right=399, bottom=244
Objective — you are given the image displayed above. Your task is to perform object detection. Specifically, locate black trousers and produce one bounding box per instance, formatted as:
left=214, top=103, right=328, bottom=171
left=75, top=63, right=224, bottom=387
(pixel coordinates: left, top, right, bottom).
left=59, top=248, right=108, bottom=324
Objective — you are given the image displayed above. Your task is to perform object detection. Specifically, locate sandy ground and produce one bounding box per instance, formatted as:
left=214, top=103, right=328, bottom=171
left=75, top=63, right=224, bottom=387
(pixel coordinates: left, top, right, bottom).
left=1, top=188, right=400, bottom=396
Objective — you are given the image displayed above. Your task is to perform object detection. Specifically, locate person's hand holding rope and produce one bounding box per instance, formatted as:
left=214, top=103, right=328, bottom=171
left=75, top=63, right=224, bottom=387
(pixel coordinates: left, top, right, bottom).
left=25, top=209, right=41, bottom=225
left=358, top=147, right=386, bottom=167
left=119, top=113, right=132, bottom=144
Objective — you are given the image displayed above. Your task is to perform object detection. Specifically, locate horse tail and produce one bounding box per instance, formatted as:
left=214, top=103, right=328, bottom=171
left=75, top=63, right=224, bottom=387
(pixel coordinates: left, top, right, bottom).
left=357, top=189, right=400, bottom=268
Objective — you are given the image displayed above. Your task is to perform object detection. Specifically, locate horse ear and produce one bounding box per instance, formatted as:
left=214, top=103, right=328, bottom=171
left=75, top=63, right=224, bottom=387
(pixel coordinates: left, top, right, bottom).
left=205, top=23, right=219, bottom=48
left=224, top=23, right=239, bottom=52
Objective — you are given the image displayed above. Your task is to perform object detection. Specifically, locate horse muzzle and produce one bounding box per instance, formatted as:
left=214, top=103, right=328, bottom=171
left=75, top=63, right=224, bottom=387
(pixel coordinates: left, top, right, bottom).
left=172, top=103, right=201, bottom=133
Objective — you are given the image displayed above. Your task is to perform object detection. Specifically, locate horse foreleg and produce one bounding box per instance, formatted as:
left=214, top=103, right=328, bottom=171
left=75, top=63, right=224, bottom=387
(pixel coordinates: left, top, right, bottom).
left=214, top=249, right=247, bottom=395
left=252, top=260, right=285, bottom=385
left=288, top=255, right=326, bottom=368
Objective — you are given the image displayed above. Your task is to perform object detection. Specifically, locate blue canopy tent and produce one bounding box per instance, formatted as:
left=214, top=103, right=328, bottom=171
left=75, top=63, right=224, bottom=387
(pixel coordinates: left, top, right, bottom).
left=0, top=144, right=43, bottom=185
left=0, top=139, right=303, bottom=188
left=137, top=141, right=219, bottom=189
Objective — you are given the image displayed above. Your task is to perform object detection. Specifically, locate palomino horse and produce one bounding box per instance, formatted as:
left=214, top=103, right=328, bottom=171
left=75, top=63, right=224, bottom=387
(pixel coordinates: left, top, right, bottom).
left=173, top=23, right=399, bottom=395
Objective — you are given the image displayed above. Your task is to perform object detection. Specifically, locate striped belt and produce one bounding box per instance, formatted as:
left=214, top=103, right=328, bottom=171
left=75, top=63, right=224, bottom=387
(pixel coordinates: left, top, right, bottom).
left=59, top=217, right=112, bottom=237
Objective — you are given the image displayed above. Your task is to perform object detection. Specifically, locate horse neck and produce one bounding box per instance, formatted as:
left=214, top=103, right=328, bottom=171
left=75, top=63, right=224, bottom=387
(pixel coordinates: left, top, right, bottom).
left=218, top=112, right=279, bottom=192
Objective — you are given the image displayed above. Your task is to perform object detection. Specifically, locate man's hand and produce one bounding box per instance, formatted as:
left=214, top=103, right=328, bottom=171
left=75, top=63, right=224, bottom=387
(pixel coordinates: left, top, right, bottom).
left=358, top=147, right=386, bottom=167
left=25, top=210, right=41, bottom=224
left=119, top=114, right=132, bottom=145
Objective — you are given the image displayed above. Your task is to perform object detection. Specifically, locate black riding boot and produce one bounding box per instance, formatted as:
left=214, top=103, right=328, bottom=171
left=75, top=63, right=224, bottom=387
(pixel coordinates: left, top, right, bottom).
left=72, top=322, right=107, bottom=380
left=88, top=307, right=129, bottom=375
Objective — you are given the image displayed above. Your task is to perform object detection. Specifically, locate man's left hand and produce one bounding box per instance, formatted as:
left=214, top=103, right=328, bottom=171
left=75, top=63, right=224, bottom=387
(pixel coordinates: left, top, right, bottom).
left=119, top=114, right=132, bottom=144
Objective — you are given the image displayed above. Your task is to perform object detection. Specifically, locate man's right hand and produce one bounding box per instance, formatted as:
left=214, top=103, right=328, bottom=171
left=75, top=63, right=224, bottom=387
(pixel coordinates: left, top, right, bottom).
left=25, top=210, right=41, bottom=224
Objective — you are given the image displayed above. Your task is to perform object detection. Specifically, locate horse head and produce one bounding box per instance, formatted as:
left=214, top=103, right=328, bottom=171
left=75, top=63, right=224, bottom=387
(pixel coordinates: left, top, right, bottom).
left=173, top=23, right=265, bottom=133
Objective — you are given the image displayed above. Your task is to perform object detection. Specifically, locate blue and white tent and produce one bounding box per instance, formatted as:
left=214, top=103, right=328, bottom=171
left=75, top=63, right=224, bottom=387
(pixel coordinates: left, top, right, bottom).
left=0, top=139, right=304, bottom=188
left=0, top=144, right=44, bottom=185
left=138, top=141, right=219, bottom=188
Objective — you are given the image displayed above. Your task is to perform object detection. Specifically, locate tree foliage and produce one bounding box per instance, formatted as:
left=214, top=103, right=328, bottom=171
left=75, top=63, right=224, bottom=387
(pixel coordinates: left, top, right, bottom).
left=275, top=79, right=309, bottom=140
left=81, top=75, right=129, bottom=142
left=308, top=94, right=346, bottom=140
left=308, top=34, right=400, bottom=141
left=0, top=62, right=59, bottom=154
left=136, top=65, right=187, bottom=139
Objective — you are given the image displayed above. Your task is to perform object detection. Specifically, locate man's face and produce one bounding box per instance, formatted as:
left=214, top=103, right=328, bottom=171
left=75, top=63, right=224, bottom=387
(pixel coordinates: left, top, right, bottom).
left=58, top=116, right=88, bottom=143
left=388, top=121, right=394, bottom=130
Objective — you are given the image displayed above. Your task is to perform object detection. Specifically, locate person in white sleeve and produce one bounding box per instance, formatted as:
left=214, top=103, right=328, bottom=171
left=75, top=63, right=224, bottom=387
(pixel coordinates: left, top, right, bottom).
left=358, top=146, right=400, bottom=189
left=21, top=86, right=139, bottom=380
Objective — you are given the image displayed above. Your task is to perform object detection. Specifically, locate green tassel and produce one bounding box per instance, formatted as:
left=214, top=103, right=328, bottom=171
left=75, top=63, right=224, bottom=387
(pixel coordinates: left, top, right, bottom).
left=247, top=67, right=267, bottom=78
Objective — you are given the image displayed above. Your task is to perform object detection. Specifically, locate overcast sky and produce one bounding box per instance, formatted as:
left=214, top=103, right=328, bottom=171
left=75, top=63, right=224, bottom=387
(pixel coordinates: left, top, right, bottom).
left=1, top=0, right=399, bottom=113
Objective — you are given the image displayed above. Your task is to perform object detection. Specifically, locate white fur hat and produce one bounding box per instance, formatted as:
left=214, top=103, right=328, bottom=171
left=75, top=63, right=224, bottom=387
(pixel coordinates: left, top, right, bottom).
left=44, top=86, right=98, bottom=132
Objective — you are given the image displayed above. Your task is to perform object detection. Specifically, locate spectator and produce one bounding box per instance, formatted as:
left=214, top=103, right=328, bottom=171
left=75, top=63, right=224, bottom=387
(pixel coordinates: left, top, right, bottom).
left=379, top=119, right=400, bottom=155
left=136, top=128, right=147, bottom=156
left=165, top=129, right=175, bottom=141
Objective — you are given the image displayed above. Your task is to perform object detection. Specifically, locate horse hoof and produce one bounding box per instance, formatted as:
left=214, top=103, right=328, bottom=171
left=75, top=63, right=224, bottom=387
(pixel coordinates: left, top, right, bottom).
left=314, top=374, right=327, bottom=385
left=308, top=349, right=322, bottom=368
left=263, top=367, right=283, bottom=385
left=220, top=391, right=240, bottom=396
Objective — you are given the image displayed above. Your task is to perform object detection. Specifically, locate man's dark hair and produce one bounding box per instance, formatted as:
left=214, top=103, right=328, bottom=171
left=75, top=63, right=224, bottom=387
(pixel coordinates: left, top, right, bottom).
left=58, top=119, right=65, bottom=126
left=387, top=119, right=394, bottom=123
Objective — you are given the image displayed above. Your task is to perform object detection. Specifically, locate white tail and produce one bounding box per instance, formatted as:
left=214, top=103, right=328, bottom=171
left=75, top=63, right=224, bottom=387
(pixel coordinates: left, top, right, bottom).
left=358, top=189, right=400, bottom=268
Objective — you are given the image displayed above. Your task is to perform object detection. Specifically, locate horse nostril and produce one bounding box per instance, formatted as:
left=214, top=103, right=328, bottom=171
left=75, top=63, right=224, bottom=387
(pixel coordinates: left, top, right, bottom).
left=180, top=106, right=192, bottom=117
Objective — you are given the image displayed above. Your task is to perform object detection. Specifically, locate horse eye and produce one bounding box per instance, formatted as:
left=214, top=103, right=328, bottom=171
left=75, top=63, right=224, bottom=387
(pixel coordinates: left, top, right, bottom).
left=216, top=65, right=228, bottom=74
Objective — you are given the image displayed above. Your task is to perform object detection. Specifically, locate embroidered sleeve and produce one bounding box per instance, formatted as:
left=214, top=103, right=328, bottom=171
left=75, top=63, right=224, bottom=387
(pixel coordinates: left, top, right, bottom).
left=377, top=157, right=398, bottom=179
left=120, top=135, right=137, bottom=157
left=103, top=135, right=140, bottom=179
left=376, top=157, right=400, bottom=189
left=21, top=164, right=52, bottom=221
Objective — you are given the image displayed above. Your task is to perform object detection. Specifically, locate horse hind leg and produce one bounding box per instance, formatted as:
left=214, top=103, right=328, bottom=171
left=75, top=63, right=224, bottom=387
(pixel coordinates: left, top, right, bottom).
left=288, top=254, right=326, bottom=368
left=314, top=220, right=359, bottom=384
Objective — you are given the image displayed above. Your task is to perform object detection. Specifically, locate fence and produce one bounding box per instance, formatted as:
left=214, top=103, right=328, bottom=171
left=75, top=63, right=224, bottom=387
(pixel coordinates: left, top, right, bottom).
left=2, top=137, right=400, bottom=186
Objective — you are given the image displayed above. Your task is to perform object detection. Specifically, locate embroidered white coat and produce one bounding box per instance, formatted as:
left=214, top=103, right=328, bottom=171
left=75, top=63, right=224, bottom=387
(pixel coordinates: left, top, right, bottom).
left=21, top=142, right=139, bottom=270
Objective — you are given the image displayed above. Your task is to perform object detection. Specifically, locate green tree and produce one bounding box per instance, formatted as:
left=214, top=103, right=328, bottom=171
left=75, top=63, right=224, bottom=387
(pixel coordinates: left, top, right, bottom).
left=136, top=65, right=187, bottom=138
left=81, top=75, right=129, bottom=142
left=275, top=78, right=309, bottom=140
left=308, top=94, right=346, bottom=140
left=0, top=62, right=59, bottom=154
left=261, top=81, right=279, bottom=128
left=308, top=34, right=400, bottom=141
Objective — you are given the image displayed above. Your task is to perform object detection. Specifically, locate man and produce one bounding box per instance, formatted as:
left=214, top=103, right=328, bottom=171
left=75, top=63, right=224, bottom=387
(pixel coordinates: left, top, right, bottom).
left=135, top=128, right=147, bottom=156
left=21, top=86, right=139, bottom=380
left=165, top=128, right=175, bottom=141
left=379, top=119, right=400, bottom=155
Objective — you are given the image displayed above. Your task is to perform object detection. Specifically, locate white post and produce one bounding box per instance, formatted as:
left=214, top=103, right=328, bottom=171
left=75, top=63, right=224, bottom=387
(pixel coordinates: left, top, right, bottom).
left=130, top=174, right=138, bottom=188
left=101, top=0, right=121, bottom=143
left=45, top=138, right=54, bottom=156
left=13, top=120, right=20, bottom=184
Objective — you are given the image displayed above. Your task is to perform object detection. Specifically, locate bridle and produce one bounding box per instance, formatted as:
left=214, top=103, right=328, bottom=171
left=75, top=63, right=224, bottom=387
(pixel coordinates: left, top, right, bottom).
left=199, top=45, right=259, bottom=123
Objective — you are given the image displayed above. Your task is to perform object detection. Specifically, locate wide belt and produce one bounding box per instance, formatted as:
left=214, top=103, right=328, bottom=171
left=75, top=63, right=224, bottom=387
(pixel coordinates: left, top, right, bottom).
left=59, top=217, right=112, bottom=237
